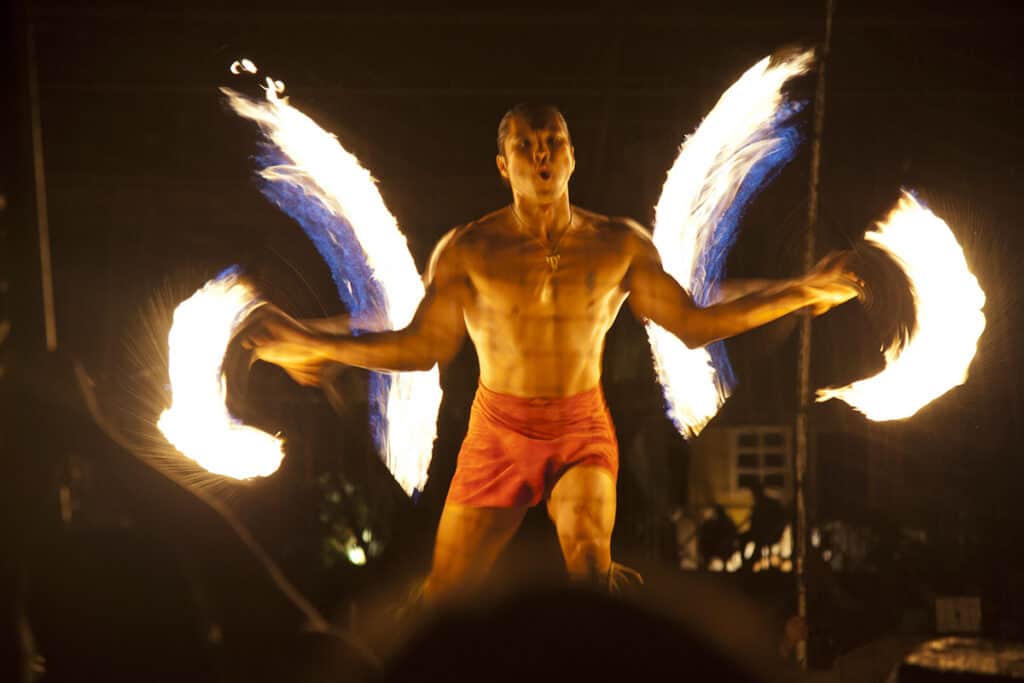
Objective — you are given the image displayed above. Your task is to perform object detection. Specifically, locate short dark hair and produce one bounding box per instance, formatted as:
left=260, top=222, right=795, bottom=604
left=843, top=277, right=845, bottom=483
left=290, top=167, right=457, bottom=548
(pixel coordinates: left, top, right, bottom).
left=496, top=103, right=570, bottom=156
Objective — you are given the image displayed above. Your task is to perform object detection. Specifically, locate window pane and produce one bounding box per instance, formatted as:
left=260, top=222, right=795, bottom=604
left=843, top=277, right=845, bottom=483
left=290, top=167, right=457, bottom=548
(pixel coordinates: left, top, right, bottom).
left=738, top=474, right=761, bottom=490
left=738, top=433, right=759, bottom=448
left=764, top=432, right=785, bottom=447
left=738, top=453, right=759, bottom=468
left=763, top=473, right=785, bottom=489
left=764, top=453, right=785, bottom=468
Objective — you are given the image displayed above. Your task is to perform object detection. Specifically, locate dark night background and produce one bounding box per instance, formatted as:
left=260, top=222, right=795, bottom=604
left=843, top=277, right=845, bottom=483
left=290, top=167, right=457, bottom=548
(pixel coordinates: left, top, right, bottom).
left=2, top=1, right=1022, bottom=681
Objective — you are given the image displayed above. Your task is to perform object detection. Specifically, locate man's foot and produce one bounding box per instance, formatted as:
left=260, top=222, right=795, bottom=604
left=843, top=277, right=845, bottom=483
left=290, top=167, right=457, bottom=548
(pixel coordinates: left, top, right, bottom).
left=607, top=561, right=644, bottom=595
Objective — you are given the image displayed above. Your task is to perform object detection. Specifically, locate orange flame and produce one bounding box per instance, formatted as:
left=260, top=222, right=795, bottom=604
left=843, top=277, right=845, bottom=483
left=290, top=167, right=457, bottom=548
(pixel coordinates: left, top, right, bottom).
left=157, top=272, right=284, bottom=479
left=817, top=192, right=986, bottom=420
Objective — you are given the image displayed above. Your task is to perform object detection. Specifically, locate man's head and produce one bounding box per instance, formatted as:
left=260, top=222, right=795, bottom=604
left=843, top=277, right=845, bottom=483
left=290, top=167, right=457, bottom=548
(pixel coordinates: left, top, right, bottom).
left=495, top=103, right=575, bottom=201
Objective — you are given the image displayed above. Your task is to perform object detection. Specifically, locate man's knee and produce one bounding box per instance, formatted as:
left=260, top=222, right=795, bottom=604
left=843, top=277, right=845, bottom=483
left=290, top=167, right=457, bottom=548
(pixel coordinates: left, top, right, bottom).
left=422, top=571, right=457, bottom=602
left=560, top=535, right=611, bottom=580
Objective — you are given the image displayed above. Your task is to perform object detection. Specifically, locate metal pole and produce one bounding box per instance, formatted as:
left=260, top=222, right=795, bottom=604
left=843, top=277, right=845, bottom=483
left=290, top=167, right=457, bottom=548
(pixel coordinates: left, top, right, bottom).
left=25, top=16, right=58, bottom=351
left=795, top=0, right=834, bottom=669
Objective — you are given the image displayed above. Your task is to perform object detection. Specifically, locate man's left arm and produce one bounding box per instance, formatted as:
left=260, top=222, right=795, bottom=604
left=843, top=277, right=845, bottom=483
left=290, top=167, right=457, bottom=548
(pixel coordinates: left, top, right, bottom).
left=623, top=222, right=858, bottom=349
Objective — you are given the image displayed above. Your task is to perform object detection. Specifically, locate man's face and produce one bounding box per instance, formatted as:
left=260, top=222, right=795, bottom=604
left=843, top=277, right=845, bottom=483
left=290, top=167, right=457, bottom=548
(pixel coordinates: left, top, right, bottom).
left=496, top=112, right=575, bottom=201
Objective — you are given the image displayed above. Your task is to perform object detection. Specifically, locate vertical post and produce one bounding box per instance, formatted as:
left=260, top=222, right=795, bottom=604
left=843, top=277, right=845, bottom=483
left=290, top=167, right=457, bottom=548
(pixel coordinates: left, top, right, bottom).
left=795, top=0, right=835, bottom=669
left=25, top=16, right=58, bottom=351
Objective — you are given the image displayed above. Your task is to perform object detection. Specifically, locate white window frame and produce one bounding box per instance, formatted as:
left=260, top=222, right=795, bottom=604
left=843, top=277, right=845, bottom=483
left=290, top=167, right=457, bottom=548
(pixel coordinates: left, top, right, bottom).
left=728, top=426, right=792, bottom=499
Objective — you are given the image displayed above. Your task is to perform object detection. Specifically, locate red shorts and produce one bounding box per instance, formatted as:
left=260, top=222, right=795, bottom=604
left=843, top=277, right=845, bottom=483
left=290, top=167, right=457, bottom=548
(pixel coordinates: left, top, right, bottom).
left=446, top=383, right=619, bottom=508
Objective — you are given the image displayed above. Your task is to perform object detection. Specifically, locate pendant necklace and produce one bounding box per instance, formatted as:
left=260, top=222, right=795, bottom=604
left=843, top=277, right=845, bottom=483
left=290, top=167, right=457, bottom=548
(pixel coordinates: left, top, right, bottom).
left=511, top=206, right=574, bottom=304
left=511, top=206, right=574, bottom=272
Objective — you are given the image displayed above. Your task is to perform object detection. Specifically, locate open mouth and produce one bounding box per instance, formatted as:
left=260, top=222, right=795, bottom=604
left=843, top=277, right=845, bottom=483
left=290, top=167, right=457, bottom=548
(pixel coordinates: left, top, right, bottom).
left=538, top=170, right=552, bottom=181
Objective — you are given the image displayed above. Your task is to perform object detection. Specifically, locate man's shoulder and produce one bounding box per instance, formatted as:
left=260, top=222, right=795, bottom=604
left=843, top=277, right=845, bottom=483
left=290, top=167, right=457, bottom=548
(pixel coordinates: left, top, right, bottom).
left=440, top=208, right=508, bottom=248
left=426, top=209, right=507, bottom=276
left=576, top=209, right=652, bottom=246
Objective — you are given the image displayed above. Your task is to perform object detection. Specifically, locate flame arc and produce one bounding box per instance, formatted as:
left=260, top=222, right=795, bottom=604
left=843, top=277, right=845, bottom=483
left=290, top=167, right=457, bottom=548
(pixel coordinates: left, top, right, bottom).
left=221, top=78, right=441, bottom=496
left=157, top=268, right=285, bottom=479
left=649, top=50, right=814, bottom=438
left=816, top=191, right=986, bottom=420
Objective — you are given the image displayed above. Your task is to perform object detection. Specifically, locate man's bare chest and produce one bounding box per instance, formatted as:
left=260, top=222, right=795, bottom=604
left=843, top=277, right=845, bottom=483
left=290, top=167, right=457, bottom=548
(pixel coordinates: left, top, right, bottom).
left=466, top=239, right=629, bottom=314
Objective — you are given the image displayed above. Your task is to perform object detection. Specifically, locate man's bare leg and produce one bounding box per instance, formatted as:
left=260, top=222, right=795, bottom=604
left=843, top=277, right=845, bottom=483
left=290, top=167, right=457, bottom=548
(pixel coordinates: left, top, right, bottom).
left=422, top=502, right=527, bottom=601
left=547, top=465, right=617, bottom=582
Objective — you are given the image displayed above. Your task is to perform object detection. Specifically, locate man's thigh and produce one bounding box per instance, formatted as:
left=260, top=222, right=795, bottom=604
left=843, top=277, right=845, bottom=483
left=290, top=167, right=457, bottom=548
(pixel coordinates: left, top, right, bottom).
left=546, top=464, right=617, bottom=540
left=430, top=502, right=528, bottom=579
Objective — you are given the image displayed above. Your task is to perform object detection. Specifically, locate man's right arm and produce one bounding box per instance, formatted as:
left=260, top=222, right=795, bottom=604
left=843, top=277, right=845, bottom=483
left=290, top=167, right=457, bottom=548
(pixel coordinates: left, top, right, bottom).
left=252, top=228, right=469, bottom=376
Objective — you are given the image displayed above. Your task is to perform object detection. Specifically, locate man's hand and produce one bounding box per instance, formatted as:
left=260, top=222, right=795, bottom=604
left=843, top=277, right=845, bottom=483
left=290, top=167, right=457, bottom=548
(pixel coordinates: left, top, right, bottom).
left=244, top=313, right=332, bottom=387
left=801, top=251, right=864, bottom=316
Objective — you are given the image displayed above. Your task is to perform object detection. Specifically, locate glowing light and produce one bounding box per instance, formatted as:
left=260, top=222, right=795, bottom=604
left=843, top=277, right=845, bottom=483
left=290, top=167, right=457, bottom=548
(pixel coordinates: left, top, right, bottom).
left=726, top=551, right=743, bottom=573
left=780, top=524, right=792, bottom=559
left=649, top=50, right=813, bottom=437
left=157, top=269, right=284, bottom=479
left=222, top=66, right=442, bottom=496
left=346, top=544, right=367, bottom=566
left=816, top=192, right=986, bottom=420
left=230, top=58, right=258, bottom=75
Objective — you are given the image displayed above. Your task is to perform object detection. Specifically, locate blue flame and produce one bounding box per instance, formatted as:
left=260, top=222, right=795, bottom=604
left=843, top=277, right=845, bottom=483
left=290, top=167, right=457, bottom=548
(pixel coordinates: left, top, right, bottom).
left=689, top=100, right=806, bottom=398
left=253, top=145, right=392, bottom=455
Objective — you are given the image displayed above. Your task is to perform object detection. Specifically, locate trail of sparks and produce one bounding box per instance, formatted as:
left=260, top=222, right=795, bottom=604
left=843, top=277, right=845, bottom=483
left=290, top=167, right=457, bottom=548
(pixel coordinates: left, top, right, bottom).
left=649, top=50, right=814, bottom=438
left=817, top=192, right=986, bottom=420
left=157, top=268, right=285, bottom=479
left=221, top=67, right=441, bottom=496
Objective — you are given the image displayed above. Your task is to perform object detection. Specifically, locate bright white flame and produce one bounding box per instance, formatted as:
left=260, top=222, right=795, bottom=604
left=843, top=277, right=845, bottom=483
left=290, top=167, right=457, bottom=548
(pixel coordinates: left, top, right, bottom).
left=816, top=192, right=986, bottom=420
left=230, top=58, right=258, bottom=75
left=649, top=50, right=814, bottom=438
left=222, top=70, right=442, bottom=496
left=157, top=272, right=285, bottom=479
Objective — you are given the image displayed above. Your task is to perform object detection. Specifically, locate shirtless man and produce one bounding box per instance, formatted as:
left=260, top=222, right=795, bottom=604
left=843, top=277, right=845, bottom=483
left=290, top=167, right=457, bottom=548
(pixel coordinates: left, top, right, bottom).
left=249, top=103, right=858, bottom=599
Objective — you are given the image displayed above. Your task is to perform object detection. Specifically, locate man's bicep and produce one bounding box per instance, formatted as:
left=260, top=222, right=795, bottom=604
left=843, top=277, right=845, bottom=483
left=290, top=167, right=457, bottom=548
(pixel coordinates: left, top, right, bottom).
left=406, top=278, right=467, bottom=363
left=416, top=277, right=466, bottom=330
left=627, top=247, right=697, bottom=330
left=408, top=230, right=469, bottom=361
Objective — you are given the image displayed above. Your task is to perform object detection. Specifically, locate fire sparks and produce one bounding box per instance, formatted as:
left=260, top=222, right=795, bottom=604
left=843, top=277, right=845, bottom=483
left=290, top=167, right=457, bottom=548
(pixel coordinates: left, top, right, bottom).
left=649, top=50, right=814, bottom=438
left=817, top=192, right=986, bottom=420
left=157, top=269, right=285, bottom=479
left=222, top=66, right=441, bottom=496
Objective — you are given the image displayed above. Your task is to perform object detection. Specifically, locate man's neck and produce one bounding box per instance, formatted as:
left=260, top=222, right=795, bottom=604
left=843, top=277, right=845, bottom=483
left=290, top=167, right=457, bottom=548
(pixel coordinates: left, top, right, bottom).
left=510, top=194, right=573, bottom=241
